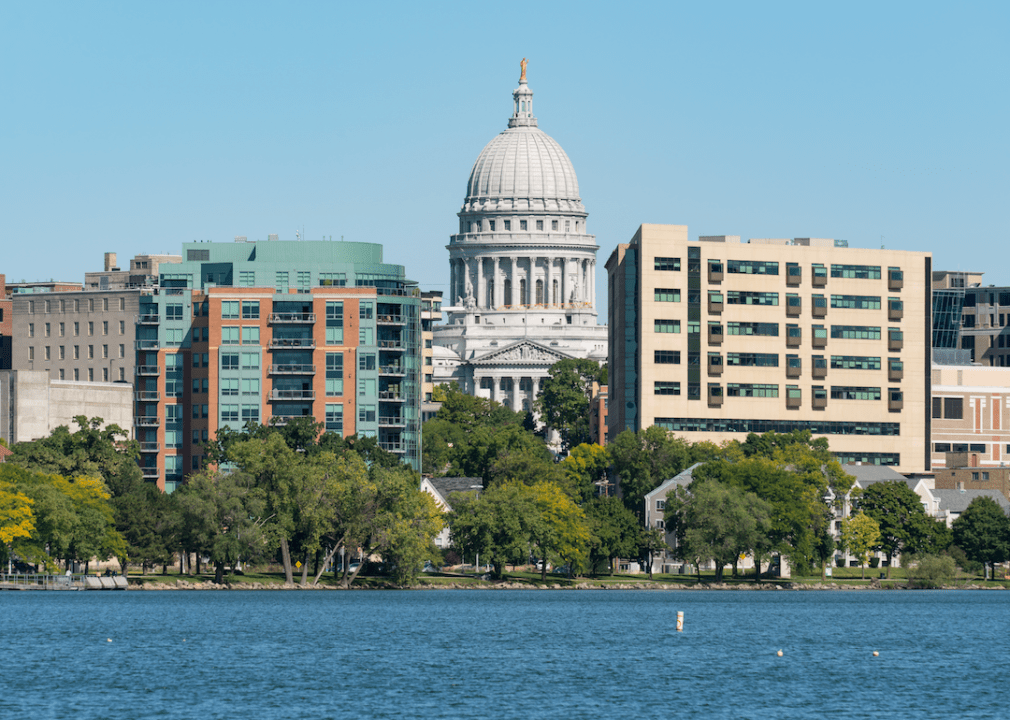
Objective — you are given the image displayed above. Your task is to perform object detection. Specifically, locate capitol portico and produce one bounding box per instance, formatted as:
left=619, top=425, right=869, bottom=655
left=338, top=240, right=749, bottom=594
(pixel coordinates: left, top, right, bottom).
left=433, top=62, right=608, bottom=411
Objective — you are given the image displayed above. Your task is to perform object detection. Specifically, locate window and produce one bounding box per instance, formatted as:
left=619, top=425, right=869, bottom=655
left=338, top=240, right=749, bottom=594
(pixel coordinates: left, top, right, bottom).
left=520, top=220, right=527, bottom=231
left=45, top=323, right=50, bottom=337
left=325, top=404, right=343, bottom=432
left=727, top=322, right=778, bottom=336
left=88, top=321, right=94, bottom=336
left=88, top=368, right=94, bottom=381
left=359, top=353, right=376, bottom=371
left=654, top=288, right=680, bottom=302
left=504, top=220, right=511, bottom=231
left=242, top=378, right=260, bottom=396
left=727, top=260, right=779, bottom=275
left=324, top=301, right=345, bottom=345
left=241, top=352, right=259, bottom=370
left=655, top=350, right=681, bottom=364
left=239, top=271, right=256, bottom=287
left=319, top=273, right=346, bottom=287
left=119, top=320, right=125, bottom=334
left=297, top=272, right=311, bottom=293
left=536, top=220, right=543, bottom=231
left=166, top=304, right=185, bottom=320
left=242, top=301, right=260, bottom=319
left=102, top=344, right=108, bottom=359
left=932, top=397, right=942, bottom=419
left=73, top=345, right=79, bottom=359
left=58, top=346, right=65, bottom=360
left=726, top=353, right=778, bottom=367
left=74, top=322, right=79, bottom=336
left=654, top=257, right=681, bottom=272
left=59, top=322, right=65, bottom=337
left=221, top=353, right=239, bottom=370
left=28, top=323, right=34, bottom=338
left=831, top=295, right=881, bottom=310
left=28, top=347, right=34, bottom=361
left=551, top=220, right=558, bottom=231
left=276, top=272, right=289, bottom=293
left=655, top=319, right=680, bottom=333
left=831, top=264, right=881, bottom=279
left=221, top=301, right=239, bottom=319
left=58, top=369, right=65, bottom=380
left=119, top=344, right=125, bottom=358
left=221, top=404, right=239, bottom=423
left=326, top=353, right=344, bottom=396
left=221, top=378, right=239, bottom=396
left=358, top=404, right=376, bottom=424
left=831, top=356, right=881, bottom=370
left=221, top=327, right=240, bottom=344
left=830, top=386, right=881, bottom=401
left=88, top=345, right=94, bottom=359
left=727, top=291, right=778, bottom=306
left=242, top=406, right=260, bottom=423
left=727, top=384, right=779, bottom=398
left=655, top=381, right=681, bottom=395
left=241, top=327, right=260, bottom=344
left=102, top=321, right=109, bottom=335
left=943, top=397, right=963, bottom=419
left=831, top=326, right=881, bottom=340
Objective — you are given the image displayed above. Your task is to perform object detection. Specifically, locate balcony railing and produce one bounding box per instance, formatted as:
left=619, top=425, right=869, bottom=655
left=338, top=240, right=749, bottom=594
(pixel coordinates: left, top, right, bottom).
left=269, top=364, right=316, bottom=375
left=378, top=441, right=405, bottom=453
left=378, top=340, right=405, bottom=349
left=378, top=416, right=406, bottom=427
left=135, top=416, right=160, bottom=427
left=269, top=313, right=316, bottom=324
left=134, top=391, right=159, bottom=402
left=377, top=314, right=405, bottom=325
left=135, top=340, right=160, bottom=350
left=136, top=366, right=160, bottom=376
left=269, top=389, right=316, bottom=401
left=380, top=365, right=405, bottom=375
left=142, top=468, right=160, bottom=480
left=138, top=442, right=160, bottom=453
left=378, top=391, right=404, bottom=401
left=269, top=338, right=315, bottom=349
left=137, top=314, right=160, bottom=325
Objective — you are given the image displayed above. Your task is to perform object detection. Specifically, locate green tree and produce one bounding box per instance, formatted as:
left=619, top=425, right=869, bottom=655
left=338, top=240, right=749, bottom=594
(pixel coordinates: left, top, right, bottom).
left=584, top=497, right=640, bottom=575
left=534, top=359, right=603, bottom=453
left=529, top=481, right=590, bottom=579
left=857, top=480, right=933, bottom=577
left=369, top=464, right=445, bottom=587
left=952, top=496, right=1010, bottom=579
left=608, top=427, right=697, bottom=517
left=638, top=528, right=667, bottom=580
left=907, top=554, right=958, bottom=589
left=561, top=443, right=611, bottom=504
left=666, top=478, right=773, bottom=583
left=448, top=482, right=543, bottom=579
left=840, top=511, right=880, bottom=580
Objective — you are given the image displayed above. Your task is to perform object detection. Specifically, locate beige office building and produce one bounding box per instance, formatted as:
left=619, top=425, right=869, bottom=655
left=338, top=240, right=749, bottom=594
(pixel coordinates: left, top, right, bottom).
left=606, top=224, right=931, bottom=472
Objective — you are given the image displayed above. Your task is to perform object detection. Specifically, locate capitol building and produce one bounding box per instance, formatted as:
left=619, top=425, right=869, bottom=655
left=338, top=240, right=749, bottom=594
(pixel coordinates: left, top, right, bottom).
left=433, top=63, right=608, bottom=412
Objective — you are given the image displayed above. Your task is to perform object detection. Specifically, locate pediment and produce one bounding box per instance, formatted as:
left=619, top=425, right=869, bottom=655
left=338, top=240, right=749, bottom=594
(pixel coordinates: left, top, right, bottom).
left=472, top=340, right=572, bottom=366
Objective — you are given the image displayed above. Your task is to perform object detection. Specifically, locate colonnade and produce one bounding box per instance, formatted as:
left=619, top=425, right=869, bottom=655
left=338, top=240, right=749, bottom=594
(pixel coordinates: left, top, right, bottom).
left=449, top=255, right=595, bottom=310
left=475, top=374, right=544, bottom=412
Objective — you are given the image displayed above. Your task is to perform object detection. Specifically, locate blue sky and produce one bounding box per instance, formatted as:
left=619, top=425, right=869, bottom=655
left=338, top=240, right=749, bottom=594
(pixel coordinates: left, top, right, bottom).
left=2, top=2, right=1007, bottom=314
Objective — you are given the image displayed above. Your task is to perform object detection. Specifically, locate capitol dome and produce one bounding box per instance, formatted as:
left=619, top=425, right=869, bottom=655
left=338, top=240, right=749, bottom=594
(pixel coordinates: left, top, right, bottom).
left=460, top=73, right=585, bottom=216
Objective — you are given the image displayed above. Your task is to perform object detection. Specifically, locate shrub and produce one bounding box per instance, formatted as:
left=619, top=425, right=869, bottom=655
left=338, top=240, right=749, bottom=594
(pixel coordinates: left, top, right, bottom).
left=907, top=554, right=957, bottom=589
left=869, top=557, right=880, bottom=569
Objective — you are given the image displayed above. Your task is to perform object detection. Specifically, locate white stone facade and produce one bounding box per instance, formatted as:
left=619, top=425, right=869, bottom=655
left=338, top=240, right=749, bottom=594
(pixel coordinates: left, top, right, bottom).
left=433, top=67, right=608, bottom=410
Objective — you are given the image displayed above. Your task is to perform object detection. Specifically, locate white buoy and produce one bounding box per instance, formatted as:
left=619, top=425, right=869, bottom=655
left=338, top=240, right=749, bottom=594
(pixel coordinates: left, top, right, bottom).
left=676, top=611, right=684, bottom=632
left=776, top=650, right=783, bottom=657
left=872, top=651, right=879, bottom=657
left=107, top=639, right=112, bottom=643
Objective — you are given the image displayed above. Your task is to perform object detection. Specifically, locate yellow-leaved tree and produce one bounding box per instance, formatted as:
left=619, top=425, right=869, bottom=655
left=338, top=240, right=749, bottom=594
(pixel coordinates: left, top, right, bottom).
left=530, top=481, right=590, bottom=579
left=0, top=482, right=35, bottom=570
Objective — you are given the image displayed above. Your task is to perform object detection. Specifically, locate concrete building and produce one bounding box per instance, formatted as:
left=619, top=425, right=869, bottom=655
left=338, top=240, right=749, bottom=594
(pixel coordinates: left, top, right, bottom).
left=11, top=289, right=141, bottom=384
left=0, top=370, right=133, bottom=445
left=0, top=275, right=12, bottom=369
left=929, top=363, right=1010, bottom=469
left=420, top=291, right=442, bottom=403
left=134, top=239, right=422, bottom=490
left=606, top=224, right=931, bottom=472
left=432, top=64, right=607, bottom=411
left=84, top=251, right=182, bottom=290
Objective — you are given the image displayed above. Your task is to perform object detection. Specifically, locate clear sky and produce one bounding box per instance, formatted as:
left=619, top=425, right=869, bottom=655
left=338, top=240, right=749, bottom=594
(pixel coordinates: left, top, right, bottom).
left=3, top=2, right=1007, bottom=315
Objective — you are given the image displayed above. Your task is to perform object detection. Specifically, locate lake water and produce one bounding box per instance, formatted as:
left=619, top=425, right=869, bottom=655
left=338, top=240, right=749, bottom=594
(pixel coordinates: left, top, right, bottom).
left=2, top=589, right=1004, bottom=719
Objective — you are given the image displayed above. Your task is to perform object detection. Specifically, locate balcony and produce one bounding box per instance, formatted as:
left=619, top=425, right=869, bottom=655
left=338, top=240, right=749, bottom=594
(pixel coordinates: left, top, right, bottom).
left=707, top=385, right=723, bottom=408
left=812, top=298, right=828, bottom=318
left=269, top=389, right=316, bottom=401
left=812, top=267, right=828, bottom=287
left=812, top=357, right=828, bottom=379
left=134, top=391, right=159, bottom=402
left=378, top=390, right=405, bottom=401
left=378, top=441, right=405, bottom=454
left=889, top=392, right=904, bottom=412
left=786, top=329, right=802, bottom=348
left=707, top=354, right=723, bottom=377
left=786, top=265, right=802, bottom=287
left=889, top=332, right=903, bottom=352
left=138, top=442, right=160, bottom=453
left=812, top=394, right=828, bottom=410
left=269, top=313, right=315, bottom=324
left=135, top=340, right=160, bottom=350
left=379, top=340, right=405, bottom=350
left=812, top=330, right=828, bottom=349
left=889, top=301, right=903, bottom=321
left=137, top=314, right=160, bottom=325
left=708, top=294, right=723, bottom=315
left=889, top=269, right=903, bottom=291
left=270, top=415, right=299, bottom=426
left=380, top=364, right=405, bottom=375
left=269, top=338, right=315, bottom=349
left=378, top=416, right=406, bottom=427
left=142, top=468, right=160, bottom=481
left=786, top=391, right=802, bottom=409
left=377, top=314, right=406, bottom=325
left=786, top=298, right=802, bottom=317
left=889, top=362, right=903, bottom=382
left=269, top=364, right=316, bottom=375
left=786, top=361, right=802, bottom=379
left=135, top=416, right=160, bottom=427
left=708, top=325, right=723, bottom=347
left=136, top=365, right=160, bottom=377
left=707, top=262, right=724, bottom=284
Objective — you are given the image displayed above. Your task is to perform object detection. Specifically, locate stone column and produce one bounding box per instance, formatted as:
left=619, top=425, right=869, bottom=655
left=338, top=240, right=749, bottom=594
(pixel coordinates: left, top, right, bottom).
left=449, top=259, right=457, bottom=305
left=589, top=260, right=595, bottom=307
left=512, top=376, right=521, bottom=412
left=509, top=257, right=517, bottom=307
left=561, top=257, right=569, bottom=307
left=476, top=257, right=485, bottom=310
left=493, top=257, right=500, bottom=309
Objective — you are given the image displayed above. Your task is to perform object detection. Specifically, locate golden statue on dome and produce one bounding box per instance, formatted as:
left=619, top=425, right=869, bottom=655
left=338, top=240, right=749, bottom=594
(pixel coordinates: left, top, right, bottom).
left=520, top=57, right=528, bottom=82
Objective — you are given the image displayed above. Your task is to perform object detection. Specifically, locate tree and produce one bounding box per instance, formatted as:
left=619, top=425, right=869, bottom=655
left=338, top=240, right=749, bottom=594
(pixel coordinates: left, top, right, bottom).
left=608, top=427, right=698, bottom=517
left=528, top=482, right=590, bottom=579
left=369, top=464, right=445, bottom=587
left=584, top=497, right=640, bottom=575
left=857, top=480, right=933, bottom=577
left=952, top=496, right=1010, bottom=579
left=561, top=443, right=611, bottom=504
left=666, top=478, right=773, bottom=583
left=840, top=511, right=880, bottom=580
left=638, top=528, right=667, bottom=580
left=534, top=359, right=603, bottom=453
left=448, top=482, right=543, bottom=579
left=0, top=481, right=35, bottom=570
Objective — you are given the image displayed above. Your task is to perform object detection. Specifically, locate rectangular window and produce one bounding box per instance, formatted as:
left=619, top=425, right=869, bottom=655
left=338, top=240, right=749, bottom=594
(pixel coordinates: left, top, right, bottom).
left=536, top=220, right=543, bottom=231
left=726, top=353, right=778, bottom=367
left=102, top=344, right=108, bottom=359
left=326, top=353, right=344, bottom=396
left=726, top=291, right=779, bottom=306
left=88, top=345, right=94, bottom=359
left=220, top=404, right=240, bottom=423
left=45, top=323, right=50, bottom=337
left=655, top=350, right=681, bottom=364
left=119, top=344, right=125, bottom=358
left=358, top=377, right=376, bottom=396
left=241, top=327, right=260, bottom=344
left=119, top=320, right=125, bottom=334
left=241, top=352, right=260, bottom=370
left=654, top=381, right=681, bottom=395
left=103, top=321, right=109, bottom=335
left=166, top=304, right=185, bottom=320
left=239, top=271, right=256, bottom=287
left=520, top=220, right=527, bottom=231
left=221, top=378, right=239, bottom=396
left=242, top=406, right=260, bottom=423
left=830, top=386, right=882, bottom=401
left=830, top=326, right=881, bottom=340
left=325, top=404, right=343, bottom=433
left=944, top=397, right=964, bottom=419
left=831, top=295, right=881, bottom=310
left=28, top=323, right=34, bottom=338
left=73, top=345, right=79, bottom=359
left=727, top=383, right=779, bottom=398
left=932, top=397, right=942, bottom=419
left=297, top=272, right=311, bottom=293
left=358, top=302, right=373, bottom=320
left=727, top=260, right=779, bottom=275
left=654, top=288, right=681, bottom=302
left=221, top=353, right=240, bottom=370
left=221, top=301, right=239, bottom=319
left=319, top=273, right=346, bottom=287
left=326, top=301, right=345, bottom=345
left=88, top=321, right=94, bottom=336
left=58, top=346, right=65, bottom=360
left=358, top=404, right=376, bottom=424
left=73, top=322, right=79, bottom=336
left=654, top=319, right=681, bottom=334
left=242, top=378, right=260, bottom=395
left=242, top=301, right=260, bottom=319
left=276, top=272, right=289, bottom=293
left=358, top=353, right=376, bottom=371
left=504, top=220, right=511, bottom=231
left=654, top=257, right=681, bottom=272
left=359, top=327, right=373, bottom=344
left=831, top=264, right=881, bottom=279
left=88, top=368, right=94, bottom=381
left=221, top=327, right=240, bottom=345
left=727, top=322, right=779, bottom=336
left=830, top=356, right=881, bottom=370
left=59, top=322, right=65, bottom=337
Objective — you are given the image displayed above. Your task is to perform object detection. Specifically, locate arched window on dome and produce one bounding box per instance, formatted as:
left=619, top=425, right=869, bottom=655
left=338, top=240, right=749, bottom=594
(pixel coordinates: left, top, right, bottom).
left=504, top=279, right=512, bottom=308
left=536, top=280, right=544, bottom=305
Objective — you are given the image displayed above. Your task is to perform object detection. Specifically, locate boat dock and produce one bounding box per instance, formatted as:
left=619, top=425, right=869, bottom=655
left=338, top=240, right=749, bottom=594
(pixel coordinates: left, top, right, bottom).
left=0, top=573, right=128, bottom=591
